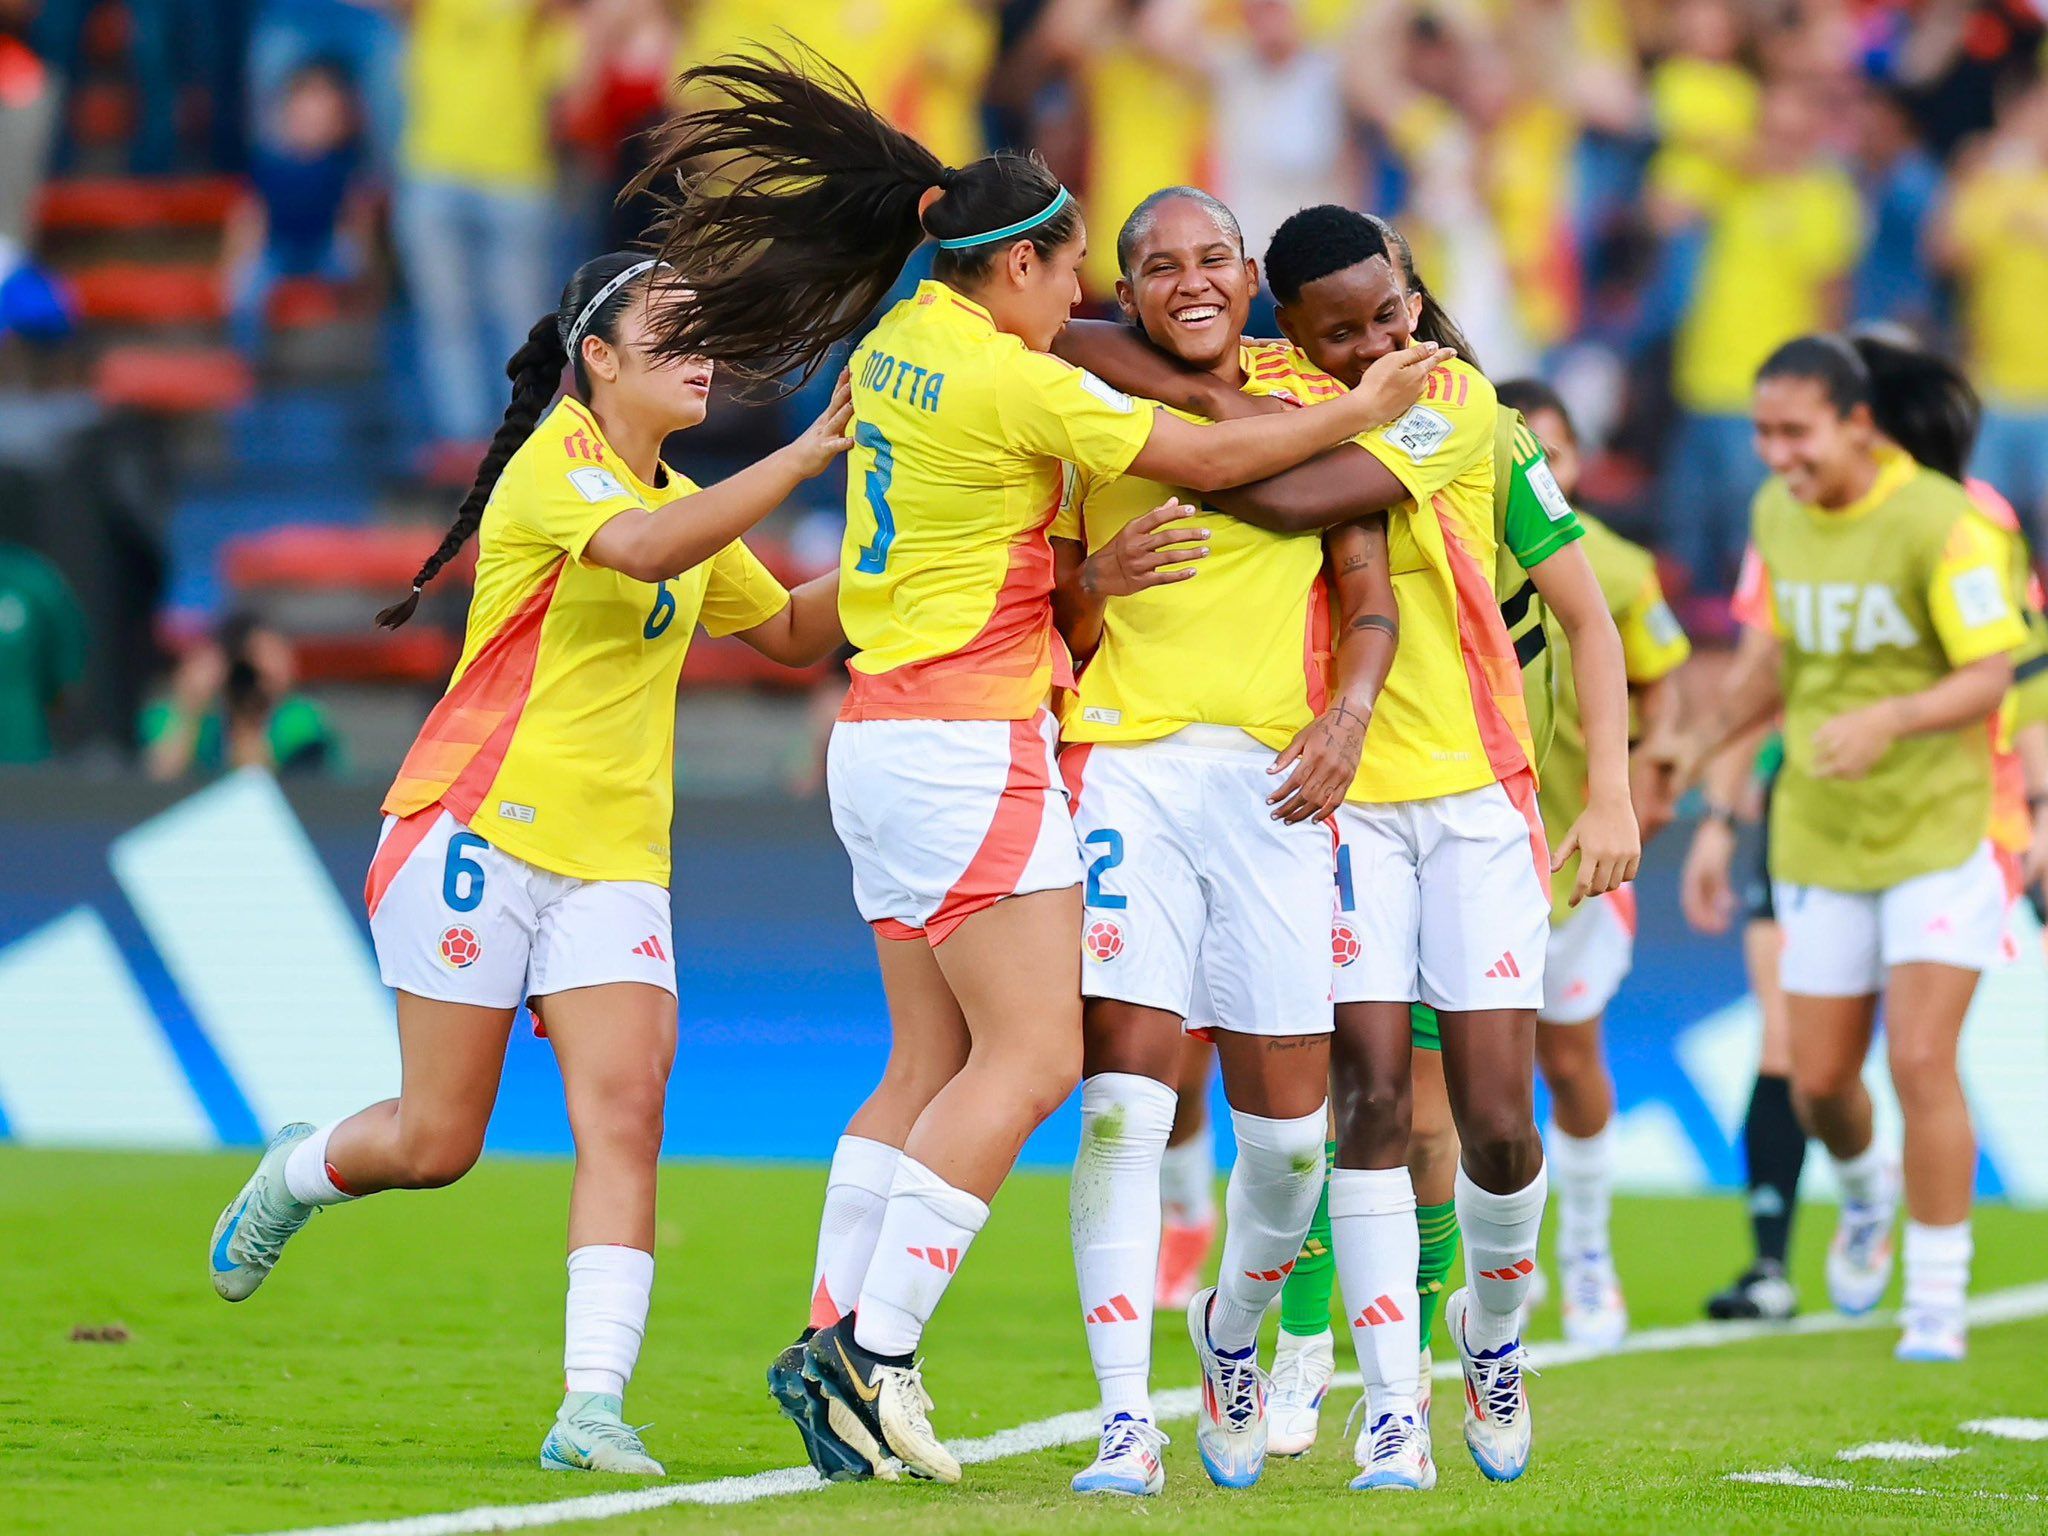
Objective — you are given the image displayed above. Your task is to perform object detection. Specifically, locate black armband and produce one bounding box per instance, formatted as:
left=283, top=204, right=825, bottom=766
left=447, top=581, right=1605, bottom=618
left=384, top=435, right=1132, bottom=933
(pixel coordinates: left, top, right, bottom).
left=1348, top=613, right=1398, bottom=639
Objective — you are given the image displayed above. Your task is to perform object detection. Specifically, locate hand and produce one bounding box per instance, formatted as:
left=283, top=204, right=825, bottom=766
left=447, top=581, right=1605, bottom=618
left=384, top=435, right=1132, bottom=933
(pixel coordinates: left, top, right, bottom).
left=1679, top=816, right=1739, bottom=935
left=1811, top=700, right=1901, bottom=780
left=170, top=643, right=228, bottom=714
left=1347, top=342, right=1452, bottom=430
left=789, top=370, right=856, bottom=476
left=1267, top=700, right=1369, bottom=825
left=1638, top=726, right=1708, bottom=800
left=1628, top=736, right=1680, bottom=845
left=1553, top=788, right=1641, bottom=906
left=1080, top=499, right=1209, bottom=597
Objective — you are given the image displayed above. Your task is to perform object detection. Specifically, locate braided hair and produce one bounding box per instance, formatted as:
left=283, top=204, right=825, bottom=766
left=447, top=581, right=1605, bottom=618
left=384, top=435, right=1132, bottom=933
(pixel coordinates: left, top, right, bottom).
left=376, top=252, right=659, bottom=628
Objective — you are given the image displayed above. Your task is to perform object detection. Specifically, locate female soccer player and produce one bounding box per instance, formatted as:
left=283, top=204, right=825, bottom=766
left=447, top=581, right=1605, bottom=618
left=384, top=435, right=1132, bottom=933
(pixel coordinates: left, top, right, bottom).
left=206, top=251, right=858, bottom=1471
left=1666, top=332, right=2024, bottom=1362
left=632, top=52, right=1447, bottom=1485
left=1052, top=186, right=1399, bottom=1496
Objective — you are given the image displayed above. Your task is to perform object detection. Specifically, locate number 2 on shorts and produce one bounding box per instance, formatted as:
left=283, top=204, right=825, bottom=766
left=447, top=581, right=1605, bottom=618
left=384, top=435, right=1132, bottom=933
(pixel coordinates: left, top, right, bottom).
left=854, top=421, right=896, bottom=574
left=1083, top=829, right=1126, bottom=910
left=443, top=832, right=488, bottom=912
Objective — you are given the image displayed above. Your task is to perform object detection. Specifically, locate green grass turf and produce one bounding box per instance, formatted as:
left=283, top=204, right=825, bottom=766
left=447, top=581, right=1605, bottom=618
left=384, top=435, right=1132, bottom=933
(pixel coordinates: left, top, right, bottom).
left=6, top=1148, right=2048, bottom=1536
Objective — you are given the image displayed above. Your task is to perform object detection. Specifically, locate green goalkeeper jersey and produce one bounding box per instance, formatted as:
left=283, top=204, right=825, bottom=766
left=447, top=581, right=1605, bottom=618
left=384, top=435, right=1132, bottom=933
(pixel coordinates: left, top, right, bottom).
left=1492, top=407, right=1584, bottom=772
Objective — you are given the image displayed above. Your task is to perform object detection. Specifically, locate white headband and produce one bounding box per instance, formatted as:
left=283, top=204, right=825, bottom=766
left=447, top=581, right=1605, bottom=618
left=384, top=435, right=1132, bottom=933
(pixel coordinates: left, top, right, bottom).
left=565, top=259, right=670, bottom=351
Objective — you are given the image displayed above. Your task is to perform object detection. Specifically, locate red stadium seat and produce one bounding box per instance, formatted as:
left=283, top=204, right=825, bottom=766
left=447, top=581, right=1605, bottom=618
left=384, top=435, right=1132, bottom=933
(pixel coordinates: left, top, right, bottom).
left=223, top=525, right=476, bottom=591
left=37, top=176, right=242, bottom=234
left=93, top=345, right=252, bottom=412
left=68, top=261, right=226, bottom=325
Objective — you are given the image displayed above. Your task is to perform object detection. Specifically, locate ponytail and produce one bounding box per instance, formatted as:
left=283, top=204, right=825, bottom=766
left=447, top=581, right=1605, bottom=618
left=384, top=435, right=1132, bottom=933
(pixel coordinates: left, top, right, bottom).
left=1847, top=326, right=1980, bottom=483
left=633, top=43, right=1079, bottom=382
left=1368, top=215, right=1484, bottom=376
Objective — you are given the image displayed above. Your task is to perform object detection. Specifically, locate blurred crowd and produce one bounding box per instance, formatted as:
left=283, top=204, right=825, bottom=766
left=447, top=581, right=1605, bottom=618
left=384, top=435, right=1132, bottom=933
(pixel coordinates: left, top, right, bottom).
left=1, top=0, right=2047, bottom=768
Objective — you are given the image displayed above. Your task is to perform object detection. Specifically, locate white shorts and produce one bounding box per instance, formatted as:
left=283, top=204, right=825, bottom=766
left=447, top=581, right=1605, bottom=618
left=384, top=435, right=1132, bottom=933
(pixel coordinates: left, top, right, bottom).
left=1332, top=773, right=1550, bottom=1012
left=827, top=710, right=1081, bottom=945
left=1775, top=841, right=2008, bottom=996
left=1065, top=727, right=1336, bottom=1036
left=1538, top=886, right=1637, bottom=1025
left=365, top=808, right=676, bottom=1009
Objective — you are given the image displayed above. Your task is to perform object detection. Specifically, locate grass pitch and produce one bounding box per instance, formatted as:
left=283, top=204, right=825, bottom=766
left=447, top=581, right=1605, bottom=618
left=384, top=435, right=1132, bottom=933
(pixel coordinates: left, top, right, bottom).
left=7, top=1147, right=2047, bottom=1536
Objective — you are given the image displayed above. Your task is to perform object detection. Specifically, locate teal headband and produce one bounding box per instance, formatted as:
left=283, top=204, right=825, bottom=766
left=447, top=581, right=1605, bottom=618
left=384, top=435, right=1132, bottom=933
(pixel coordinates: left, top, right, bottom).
left=935, top=186, right=1072, bottom=250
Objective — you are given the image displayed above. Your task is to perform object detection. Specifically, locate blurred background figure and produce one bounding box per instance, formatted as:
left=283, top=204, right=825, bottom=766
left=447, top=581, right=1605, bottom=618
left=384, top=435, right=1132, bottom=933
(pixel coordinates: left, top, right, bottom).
left=0, top=532, right=85, bottom=763
left=141, top=609, right=340, bottom=778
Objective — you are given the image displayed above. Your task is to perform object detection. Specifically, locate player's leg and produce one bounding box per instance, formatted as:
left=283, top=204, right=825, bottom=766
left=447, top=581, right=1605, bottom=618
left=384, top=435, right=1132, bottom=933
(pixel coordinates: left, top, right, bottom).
left=1406, top=1031, right=1460, bottom=1430
left=1884, top=961, right=1980, bottom=1360
left=1270, top=1101, right=1337, bottom=1455
left=1157, top=1033, right=1219, bottom=1309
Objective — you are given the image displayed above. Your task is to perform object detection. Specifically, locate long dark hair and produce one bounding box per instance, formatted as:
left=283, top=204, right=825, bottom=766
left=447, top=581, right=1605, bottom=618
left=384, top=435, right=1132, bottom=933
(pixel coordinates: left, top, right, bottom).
left=630, top=44, right=1081, bottom=382
left=1368, top=214, right=1484, bottom=376
left=376, top=252, right=660, bottom=628
left=1756, top=329, right=1981, bottom=484
left=1262, top=204, right=1483, bottom=374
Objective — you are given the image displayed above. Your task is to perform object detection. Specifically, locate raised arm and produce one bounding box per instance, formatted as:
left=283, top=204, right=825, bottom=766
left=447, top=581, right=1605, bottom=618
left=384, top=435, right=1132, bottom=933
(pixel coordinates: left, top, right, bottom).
left=1054, top=320, right=1285, bottom=421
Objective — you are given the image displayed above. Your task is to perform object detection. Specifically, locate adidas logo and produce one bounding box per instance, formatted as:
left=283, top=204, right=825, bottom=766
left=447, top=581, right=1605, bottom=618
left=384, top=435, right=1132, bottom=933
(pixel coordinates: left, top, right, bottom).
left=1352, top=1292, right=1406, bottom=1327
left=1478, top=1258, right=1536, bottom=1282
left=1085, top=1293, right=1138, bottom=1324
left=907, top=1246, right=960, bottom=1273
left=1243, top=1258, right=1297, bottom=1283
left=631, top=934, right=668, bottom=961
left=1484, top=951, right=1522, bottom=980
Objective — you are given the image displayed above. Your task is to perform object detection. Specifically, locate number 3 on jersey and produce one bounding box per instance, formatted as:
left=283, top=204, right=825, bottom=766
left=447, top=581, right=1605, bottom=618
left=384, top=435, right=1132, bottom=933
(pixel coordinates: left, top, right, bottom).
left=854, top=421, right=896, bottom=574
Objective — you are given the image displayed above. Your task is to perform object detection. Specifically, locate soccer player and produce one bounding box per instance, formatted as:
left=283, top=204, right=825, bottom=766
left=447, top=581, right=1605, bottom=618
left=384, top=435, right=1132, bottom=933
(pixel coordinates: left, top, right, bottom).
left=1051, top=187, right=1399, bottom=1496
left=206, top=251, right=859, bottom=1471
left=1665, top=332, right=2025, bottom=1362
left=1072, top=205, right=1638, bottom=1487
left=632, top=51, right=1449, bottom=1485
left=1496, top=378, right=1691, bottom=1349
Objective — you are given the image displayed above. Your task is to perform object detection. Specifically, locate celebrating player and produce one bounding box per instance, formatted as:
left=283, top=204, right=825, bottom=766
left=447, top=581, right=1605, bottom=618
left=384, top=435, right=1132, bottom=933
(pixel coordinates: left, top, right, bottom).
left=1666, top=333, right=2024, bottom=1361
left=633, top=51, right=1448, bottom=1485
left=206, top=251, right=857, bottom=1471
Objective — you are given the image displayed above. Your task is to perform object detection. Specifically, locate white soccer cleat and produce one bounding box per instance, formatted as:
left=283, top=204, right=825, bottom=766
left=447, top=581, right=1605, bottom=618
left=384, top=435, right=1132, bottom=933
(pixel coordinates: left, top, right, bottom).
left=1827, top=1167, right=1900, bottom=1317
left=1349, top=1410, right=1436, bottom=1491
left=1071, top=1413, right=1168, bottom=1496
left=1267, top=1328, right=1335, bottom=1457
left=209, top=1122, right=320, bottom=1302
left=539, top=1392, right=665, bottom=1475
left=1446, top=1287, right=1535, bottom=1482
left=1186, top=1287, right=1269, bottom=1488
left=1895, top=1304, right=1967, bottom=1363
left=1560, top=1250, right=1628, bottom=1350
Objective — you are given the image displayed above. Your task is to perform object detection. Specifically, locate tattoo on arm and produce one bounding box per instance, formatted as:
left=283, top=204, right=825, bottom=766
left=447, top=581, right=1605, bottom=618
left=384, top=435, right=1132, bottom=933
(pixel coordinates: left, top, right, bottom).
left=1348, top=613, right=1398, bottom=639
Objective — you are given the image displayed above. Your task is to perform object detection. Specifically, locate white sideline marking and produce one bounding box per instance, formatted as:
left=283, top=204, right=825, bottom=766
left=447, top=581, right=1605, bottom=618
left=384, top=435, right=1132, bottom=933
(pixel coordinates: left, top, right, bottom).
left=1727, top=1469, right=2048, bottom=1504
left=239, top=1280, right=2048, bottom=1536
left=1965, top=1417, right=2048, bottom=1442
left=1836, top=1441, right=1964, bottom=1462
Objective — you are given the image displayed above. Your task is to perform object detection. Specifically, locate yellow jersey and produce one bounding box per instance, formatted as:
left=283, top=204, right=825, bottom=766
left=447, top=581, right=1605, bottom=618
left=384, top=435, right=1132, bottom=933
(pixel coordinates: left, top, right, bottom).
left=1080, top=42, right=1210, bottom=297
left=402, top=0, right=575, bottom=191
left=1053, top=342, right=1342, bottom=751
left=1948, top=162, right=2048, bottom=407
left=384, top=399, right=790, bottom=885
left=839, top=281, right=1158, bottom=722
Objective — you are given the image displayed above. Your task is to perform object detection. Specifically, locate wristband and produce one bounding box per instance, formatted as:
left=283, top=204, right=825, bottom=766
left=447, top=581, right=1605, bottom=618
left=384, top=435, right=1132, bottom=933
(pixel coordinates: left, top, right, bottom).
left=1702, top=802, right=1739, bottom=830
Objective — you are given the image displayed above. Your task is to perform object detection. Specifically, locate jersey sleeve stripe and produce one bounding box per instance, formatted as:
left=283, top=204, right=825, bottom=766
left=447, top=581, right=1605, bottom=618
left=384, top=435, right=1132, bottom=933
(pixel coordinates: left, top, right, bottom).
left=1438, top=500, right=1537, bottom=784
left=926, top=711, right=1058, bottom=944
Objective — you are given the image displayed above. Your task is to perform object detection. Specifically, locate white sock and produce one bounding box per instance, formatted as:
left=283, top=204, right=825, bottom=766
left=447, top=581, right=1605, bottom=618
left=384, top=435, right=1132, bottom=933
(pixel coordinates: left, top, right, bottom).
left=563, top=1244, right=654, bottom=1399
left=1833, top=1140, right=1889, bottom=1208
left=809, top=1135, right=900, bottom=1329
left=1160, top=1118, right=1216, bottom=1227
left=1331, top=1165, right=1420, bottom=1418
left=283, top=1120, right=357, bottom=1206
left=853, top=1154, right=989, bottom=1358
left=1548, top=1122, right=1613, bottom=1260
left=1070, top=1073, right=1175, bottom=1420
left=1457, top=1162, right=1548, bottom=1353
left=1903, top=1220, right=1971, bottom=1316
left=1209, top=1103, right=1327, bottom=1353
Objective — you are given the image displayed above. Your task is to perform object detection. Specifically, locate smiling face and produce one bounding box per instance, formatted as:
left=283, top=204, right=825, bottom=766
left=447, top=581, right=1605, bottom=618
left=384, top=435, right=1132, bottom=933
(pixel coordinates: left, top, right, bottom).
left=1116, top=195, right=1253, bottom=373
left=1274, top=254, right=1421, bottom=387
left=584, top=285, right=714, bottom=432
left=1752, top=373, right=1877, bottom=507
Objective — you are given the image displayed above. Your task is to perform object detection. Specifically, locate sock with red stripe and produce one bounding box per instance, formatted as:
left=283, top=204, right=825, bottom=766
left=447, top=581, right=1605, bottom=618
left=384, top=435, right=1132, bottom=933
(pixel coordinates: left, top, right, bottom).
left=1208, top=1103, right=1328, bottom=1353
left=1549, top=1121, right=1614, bottom=1260
left=1332, top=1165, right=1420, bottom=1418
left=808, top=1135, right=900, bottom=1329
left=1071, top=1073, right=1175, bottom=1419
left=563, top=1244, right=654, bottom=1398
left=852, top=1154, right=988, bottom=1358
left=283, top=1120, right=358, bottom=1207
left=1457, top=1161, right=1548, bottom=1353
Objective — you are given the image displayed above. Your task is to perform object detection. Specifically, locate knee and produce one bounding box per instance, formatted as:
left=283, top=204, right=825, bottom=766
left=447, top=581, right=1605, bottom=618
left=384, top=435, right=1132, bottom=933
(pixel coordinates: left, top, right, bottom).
left=1793, top=1057, right=1861, bottom=1109
left=1408, top=1120, right=1457, bottom=1184
left=1234, top=1106, right=1328, bottom=1197
left=582, top=1073, right=668, bottom=1155
left=1886, top=1036, right=1958, bottom=1099
left=1535, top=1027, right=1596, bottom=1089
left=1023, top=1045, right=1084, bottom=1128
left=1335, top=1078, right=1412, bottom=1166
left=395, top=1119, right=485, bottom=1189
left=1461, top=1113, right=1542, bottom=1188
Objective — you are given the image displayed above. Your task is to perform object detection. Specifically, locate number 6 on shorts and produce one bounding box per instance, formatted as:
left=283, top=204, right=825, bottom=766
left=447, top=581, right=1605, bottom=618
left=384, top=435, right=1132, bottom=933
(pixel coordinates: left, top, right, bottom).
left=443, top=831, right=488, bottom=912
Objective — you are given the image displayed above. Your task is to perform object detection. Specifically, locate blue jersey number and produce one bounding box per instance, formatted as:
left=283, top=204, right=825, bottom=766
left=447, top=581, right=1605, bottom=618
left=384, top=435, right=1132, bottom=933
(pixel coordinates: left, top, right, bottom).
left=854, top=421, right=897, bottom=574
left=443, top=832, right=489, bottom=912
left=1083, top=829, right=1127, bottom=910
left=644, top=580, right=677, bottom=640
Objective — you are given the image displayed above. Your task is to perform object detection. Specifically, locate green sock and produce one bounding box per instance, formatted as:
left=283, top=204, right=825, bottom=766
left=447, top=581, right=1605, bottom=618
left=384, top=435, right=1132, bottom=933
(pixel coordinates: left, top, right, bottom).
left=1415, top=1199, right=1461, bottom=1351
left=1277, top=1139, right=1339, bottom=1337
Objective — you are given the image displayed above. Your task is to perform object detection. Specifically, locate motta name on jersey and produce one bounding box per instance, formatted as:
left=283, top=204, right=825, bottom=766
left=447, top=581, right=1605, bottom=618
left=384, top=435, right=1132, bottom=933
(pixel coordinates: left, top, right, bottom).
left=1774, top=580, right=1918, bottom=654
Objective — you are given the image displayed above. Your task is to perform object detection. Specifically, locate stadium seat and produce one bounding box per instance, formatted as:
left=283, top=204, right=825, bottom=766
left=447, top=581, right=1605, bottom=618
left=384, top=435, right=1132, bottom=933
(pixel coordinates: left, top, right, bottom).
left=93, top=345, right=252, bottom=412
left=37, top=176, right=241, bottom=234
left=222, top=525, right=474, bottom=592
left=67, top=261, right=226, bottom=325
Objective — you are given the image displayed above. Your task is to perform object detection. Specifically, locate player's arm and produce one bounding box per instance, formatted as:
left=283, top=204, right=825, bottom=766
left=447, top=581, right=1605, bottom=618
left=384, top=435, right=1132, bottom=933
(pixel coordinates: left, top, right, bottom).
left=1268, top=515, right=1397, bottom=824
left=1053, top=320, right=1287, bottom=421
left=1201, top=440, right=1419, bottom=533
left=732, top=570, right=842, bottom=667
left=584, top=375, right=853, bottom=582
left=1528, top=542, right=1641, bottom=902
left=1677, top=713, right=1774, bottom=937
left=1052, top=501, right=1212, bottom=665
left=1629, top=669, right=1685, bottom=844
left=2020, top=721, right=2048, bottom=893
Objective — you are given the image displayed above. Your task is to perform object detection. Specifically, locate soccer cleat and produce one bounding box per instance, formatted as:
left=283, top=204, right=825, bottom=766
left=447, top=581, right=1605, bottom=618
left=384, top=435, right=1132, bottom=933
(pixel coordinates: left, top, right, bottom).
left=1445, top=1287, right=1535, bottom=1482
left=1349, top=1410, right=1436, bottom=1491
left=1267, top=1328, right=1334, bottom=1456
left=1559, top=1250, right=1628, bottom=1350
left=1186, top=1287, right=1269, bottom=1488
left=1071, top=1413, right=1168, bottom=1496
left=1156, top=1214, right=1216, bottom=1310
left=1705, top=1261, right=1798, bottom=1321
left=538, top=1392, right=665, bottom=1474
left=802, top=1317, right=957, bottom=1483
left=1895, top=1305, right=1967, bottom=1363
left=768, top=1331, right=870, bottom=1481
left=1827, top=1168, right=1900, bottom=1316
left=209, top=1122, right=320, bottom=1302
